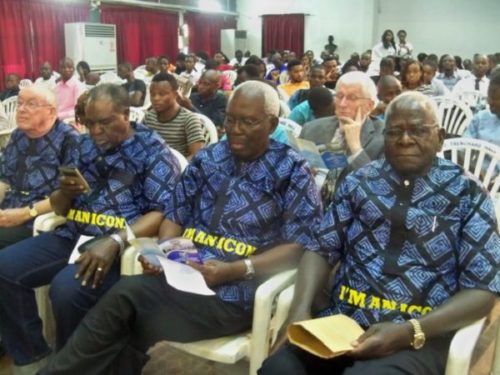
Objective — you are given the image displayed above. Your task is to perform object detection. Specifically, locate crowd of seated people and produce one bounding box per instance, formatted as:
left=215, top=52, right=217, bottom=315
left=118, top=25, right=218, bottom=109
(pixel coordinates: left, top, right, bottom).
left=0, top=34, right=499, bottom=375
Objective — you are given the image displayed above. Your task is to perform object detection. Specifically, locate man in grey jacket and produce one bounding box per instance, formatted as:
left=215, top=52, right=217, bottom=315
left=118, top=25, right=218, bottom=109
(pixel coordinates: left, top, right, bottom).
left=300, top=71, right=385, bottom=201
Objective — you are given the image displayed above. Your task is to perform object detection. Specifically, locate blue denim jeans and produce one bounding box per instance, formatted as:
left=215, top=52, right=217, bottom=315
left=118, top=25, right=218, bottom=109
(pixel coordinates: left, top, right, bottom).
left=0, top=232, right=120, bottom=365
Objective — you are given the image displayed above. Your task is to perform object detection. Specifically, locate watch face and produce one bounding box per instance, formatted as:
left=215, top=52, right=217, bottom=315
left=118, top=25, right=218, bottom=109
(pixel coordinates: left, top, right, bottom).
left=413, top=333, right=425, bottom=349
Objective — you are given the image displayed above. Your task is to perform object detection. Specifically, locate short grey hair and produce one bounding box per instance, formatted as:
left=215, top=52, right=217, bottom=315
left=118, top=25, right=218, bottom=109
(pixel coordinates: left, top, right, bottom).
left=21, top=85, right=56, bottom=108
left=385, top=91, right=439, bottom=125
left=87, top=84, right=129, bottom=113
left=230, top=80, right=280, bottom=117
left=336, top=71, right=378, bottom=103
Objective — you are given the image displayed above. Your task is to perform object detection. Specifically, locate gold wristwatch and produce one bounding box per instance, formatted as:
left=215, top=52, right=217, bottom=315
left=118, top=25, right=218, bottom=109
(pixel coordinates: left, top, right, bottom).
left=409, top=319, right=426, bottom=350
left=28, top=203, right=39, bottom=218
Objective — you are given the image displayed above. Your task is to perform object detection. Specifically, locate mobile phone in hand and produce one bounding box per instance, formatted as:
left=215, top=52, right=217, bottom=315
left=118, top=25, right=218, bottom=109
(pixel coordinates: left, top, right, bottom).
left=58, top=166, right=91, bottom=192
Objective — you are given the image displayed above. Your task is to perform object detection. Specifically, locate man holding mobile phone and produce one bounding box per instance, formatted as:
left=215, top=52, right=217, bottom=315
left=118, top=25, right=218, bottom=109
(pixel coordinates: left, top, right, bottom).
left=0, top=84, right=181, bottom=375
left=39, top=81, right=323, bottom=375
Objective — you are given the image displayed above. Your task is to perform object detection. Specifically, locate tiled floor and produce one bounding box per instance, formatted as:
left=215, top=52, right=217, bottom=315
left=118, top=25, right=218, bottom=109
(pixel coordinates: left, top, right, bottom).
left=0, top=300, right=498, bottom=375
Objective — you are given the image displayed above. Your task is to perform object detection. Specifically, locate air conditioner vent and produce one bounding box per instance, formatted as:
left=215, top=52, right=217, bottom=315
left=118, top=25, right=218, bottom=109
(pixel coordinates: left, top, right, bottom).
left=84, top=24, right=116, bottom=38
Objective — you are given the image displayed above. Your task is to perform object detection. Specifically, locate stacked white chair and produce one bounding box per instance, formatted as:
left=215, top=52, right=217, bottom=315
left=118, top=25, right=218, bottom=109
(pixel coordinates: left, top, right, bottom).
left=0, top=96, right=18, bottom=147
left=432, top=95, right=473, bottom=137
left=195, top=113, right=219, bottom=144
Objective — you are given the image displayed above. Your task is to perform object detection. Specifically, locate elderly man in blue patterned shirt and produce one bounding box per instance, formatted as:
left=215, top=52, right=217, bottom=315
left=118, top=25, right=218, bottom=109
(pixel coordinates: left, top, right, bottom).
left=38, top=80, right=322, bottom=375
left=260, top=91, right=499, bottom=375
left=0, top=84, right=181, bottom=375
left=0, top=86, right=80, bottom=249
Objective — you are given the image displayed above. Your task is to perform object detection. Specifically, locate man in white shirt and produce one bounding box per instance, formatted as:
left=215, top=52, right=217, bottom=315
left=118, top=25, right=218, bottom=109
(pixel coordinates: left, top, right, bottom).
left=229, top=50, right=247, bottom=68
left=34, top=62, right=58, bottom=91
left=452, top=54, right=490, bottom=97
left=179, top=54, right=201, bottom=87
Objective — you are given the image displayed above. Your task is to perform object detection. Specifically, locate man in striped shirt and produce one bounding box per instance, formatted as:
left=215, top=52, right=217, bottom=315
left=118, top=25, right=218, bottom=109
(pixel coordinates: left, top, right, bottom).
left=144, top=73, right=205, bottom=159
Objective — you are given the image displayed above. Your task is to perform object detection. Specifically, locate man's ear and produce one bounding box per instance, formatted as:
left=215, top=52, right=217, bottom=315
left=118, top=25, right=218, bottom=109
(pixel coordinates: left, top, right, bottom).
left=123, top=108, right=130, bottom=121
left=268, top=115, right=279, bottom=134
left=436, top=128, right=445, bottom=151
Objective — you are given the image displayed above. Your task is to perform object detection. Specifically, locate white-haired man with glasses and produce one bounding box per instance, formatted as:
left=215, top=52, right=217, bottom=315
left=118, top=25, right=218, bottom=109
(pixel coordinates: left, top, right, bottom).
left=260, top=91, right=498, bottom=375
left=300, top=71, right=386, bottom=204
left=0, top=86, right=80, bottom=249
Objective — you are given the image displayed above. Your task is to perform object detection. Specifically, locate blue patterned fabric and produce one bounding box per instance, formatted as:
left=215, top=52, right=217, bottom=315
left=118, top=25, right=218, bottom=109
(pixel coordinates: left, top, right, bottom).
left=314, top=158, right=500, bottom=328
left=56, top=123, right=181, bottom=240
left=166, top=139, right=322, bottom=309
left=0, top=120, right=79, bottom=212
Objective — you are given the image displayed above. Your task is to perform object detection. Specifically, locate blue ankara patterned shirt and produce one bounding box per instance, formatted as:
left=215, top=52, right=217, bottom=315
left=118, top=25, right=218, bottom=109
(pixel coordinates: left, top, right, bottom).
left=56, top=123, right=181, bottom=240
left=314, top=158, right=500, bottom=328
left=0, top=120, right=79, bottom=218
left=165, top=139, right=322, bottom=310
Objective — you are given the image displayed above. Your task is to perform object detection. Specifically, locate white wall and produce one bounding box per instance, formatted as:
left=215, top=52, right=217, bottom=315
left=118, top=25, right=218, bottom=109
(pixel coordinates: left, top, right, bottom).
left=236, top=0, right=376, bottom=62
left=236, top=0, right=500, bottom=61
left=374, top=0, right=500, bottom=59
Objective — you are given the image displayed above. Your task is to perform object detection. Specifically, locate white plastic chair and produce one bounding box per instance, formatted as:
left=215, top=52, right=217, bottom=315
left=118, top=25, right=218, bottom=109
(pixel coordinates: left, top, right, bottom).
left=0, top=96, right=18, bottom=147
left=2, top=95, right=18, bottom=128
left=279, top=118, right=301, bottom=138
left=195, top=113, right=219, bottom=144
left=438, top=138, right=500, bottom=197
left=453, top=90, right=487, bottom=112
left=129, top=107, right=145, bottom=124
left=120, top=242, right=297, bottom=375
left=19, top=79, right=33, bottom=88
left=432, top=96, right=473, bottom=137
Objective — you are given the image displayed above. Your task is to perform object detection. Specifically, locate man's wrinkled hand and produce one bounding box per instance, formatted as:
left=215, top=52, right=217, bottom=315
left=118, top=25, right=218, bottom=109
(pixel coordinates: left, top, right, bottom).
left=338, top=108, right=363, bottom=154
left=349, top=321, right=412, bottom=359
left=75, top=236, right=120, bottom=289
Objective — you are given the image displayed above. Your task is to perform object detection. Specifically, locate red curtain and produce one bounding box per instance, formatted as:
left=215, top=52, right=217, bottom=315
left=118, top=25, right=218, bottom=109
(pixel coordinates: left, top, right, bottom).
left=185, top=12, right=237, bottom=58
left=0, top=0, right=87, bottom=89
left=262, top=14, right=305, bottom=57
left=101, top=5, right=179, bottom=67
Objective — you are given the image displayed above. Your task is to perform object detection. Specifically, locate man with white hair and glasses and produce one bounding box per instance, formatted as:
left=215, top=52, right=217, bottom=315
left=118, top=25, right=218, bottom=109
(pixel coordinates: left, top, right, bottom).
left=300, top=71, right=386, bottom=203
left=0, top=86, right=79, bottom=249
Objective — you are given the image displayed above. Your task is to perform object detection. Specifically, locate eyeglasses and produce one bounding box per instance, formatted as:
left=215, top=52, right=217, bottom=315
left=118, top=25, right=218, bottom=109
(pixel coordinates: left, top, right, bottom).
left=385, top=124, right=439, bottom=139
left=224, top=115, right=269, bottom=129
left=17, top=100, right=50, bottom=111
left=335, top=93, right=371, bottom=102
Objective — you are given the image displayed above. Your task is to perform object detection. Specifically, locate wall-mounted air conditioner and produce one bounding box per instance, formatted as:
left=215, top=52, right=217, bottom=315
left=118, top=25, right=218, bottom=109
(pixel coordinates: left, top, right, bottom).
left=64, top=23, right=117, bottom=73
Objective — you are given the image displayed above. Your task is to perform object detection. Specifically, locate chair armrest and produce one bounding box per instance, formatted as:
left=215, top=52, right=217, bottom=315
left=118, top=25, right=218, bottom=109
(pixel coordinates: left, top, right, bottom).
left=445, top=317, right=486, bottom=375
left=120, top=244, right=144, bottom=276
left=270, top=284, right=295, bottom=346
left=249, top=269, right=297, bottom=375
left=492, top=317, right=500, bottom=375
left=33, top=212, right=67, bottom=236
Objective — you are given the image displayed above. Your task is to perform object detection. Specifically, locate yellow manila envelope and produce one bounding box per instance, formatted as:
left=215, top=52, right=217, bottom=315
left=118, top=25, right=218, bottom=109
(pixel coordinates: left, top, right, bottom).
left=287, top=314, right=365, bottom=359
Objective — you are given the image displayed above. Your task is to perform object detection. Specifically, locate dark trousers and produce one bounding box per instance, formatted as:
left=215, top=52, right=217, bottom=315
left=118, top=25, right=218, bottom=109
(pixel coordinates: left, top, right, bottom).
left=259, top=335, right=452, bottom=375
left=40, top=274, right=253, bottom=375
left=0, top=232, right=120, bottom=365
left=0, top=225, right=33, bottom=250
